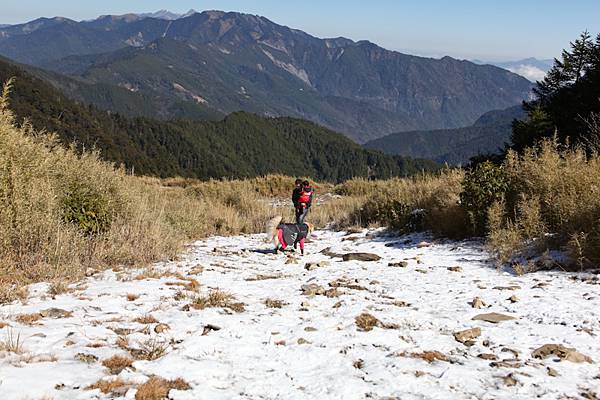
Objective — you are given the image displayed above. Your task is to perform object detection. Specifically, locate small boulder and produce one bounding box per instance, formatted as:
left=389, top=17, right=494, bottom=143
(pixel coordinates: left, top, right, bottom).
left=470, top=297, right=486, bottom=309
left=39, top=308, right=72, bottom=319
left=477, top=353, right=497, bottom=360
left=447, top=266, right=463, bottom=272
left=301, top=283, right=326, bottom=296
left=472, top=312, right=517, bottom=323
left=453, top=327, right=481, bottom=344
left=342, top=253, right=382, bottom=262
left=297, top=338, right=311, bottom=345
left=507, top=295, right=519, bottom=303
left=389, top=261, right=409, bottom=268
left=355, top=313, right=381, bottom=332
left=532, top=344, right=593, bottom=363
left=154, top=323, right=170, bottom=334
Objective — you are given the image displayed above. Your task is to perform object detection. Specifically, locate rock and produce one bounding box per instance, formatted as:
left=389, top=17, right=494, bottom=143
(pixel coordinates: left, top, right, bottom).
left=75, top=353, right=98, bottom=363
left=154, top=323, right=170, bottom=334
left=493, top=285, right=521, bottom=291
left=39, top=308, right=72, bottom=319
left=320, top=247, right=344, bottom=258
left=477, top=353, right=497, bottom=360
left=342, top=253, right=382, bottom=262
left=304, top=326, right=318, bottom=332
left=332, top=301, right=343, bottom=309
left=285, top=256, right=298, bottom=264
left=491, top=361, right=522, bottom=368
left=532, top=344, right=593, bottom=363
left=301, top=284, right=326, bottom=296
left=417, top=241, right=432, bottom=248
left=202, top=324, right=221, bottom=336
left=502, top=373, right=518, bottom=386
left=547, top=366, right=560, bottom=377
left=355, top=313, right=381, bottom=332
left=353, top=359, right=364, bottom=369
left=324, top=288, right=340, bottom=298
left=472, top=312, right=517, bottom=323
left=304, top=261, right=330, bottom=270
left=415, top=269, right=428, bottom=274
left=85, top=268, right=97, bottom=277
left=389, top=261, right=409, bottom=268
left=501, top=347, right=520, bottom=358
left=507, top=295, right=519, bottom=303
left=470, top=297, right=486, bottom=309
left=297, top=338, right=311, bottom=345
left=300, top=301, right=311, bottom=311
left=447, top=266, right=463, bottom=272
left=453, top=327, right=481, bottom=344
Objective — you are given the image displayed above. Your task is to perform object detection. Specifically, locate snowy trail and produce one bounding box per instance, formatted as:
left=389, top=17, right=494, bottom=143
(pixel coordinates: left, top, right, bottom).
left=1, top=229, right=599, bottom=399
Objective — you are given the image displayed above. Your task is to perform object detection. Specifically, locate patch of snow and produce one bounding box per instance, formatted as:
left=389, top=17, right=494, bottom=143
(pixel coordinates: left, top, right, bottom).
left=125, top=32, right=144, bottom=47
left=172, top=83, right=208, bottom=104
left=0, top=230, right=599, bottom=399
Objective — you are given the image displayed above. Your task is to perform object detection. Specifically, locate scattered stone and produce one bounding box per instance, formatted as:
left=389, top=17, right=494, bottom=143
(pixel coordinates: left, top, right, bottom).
left=324, top=288, right=340, bottom=298
left=305, top=261, right=330, bottom=270
left=483, top=340, right=490, bottom=347
left=353, top=359, right=364, bottom=369
left=477, top=353, right=497, bottom=360
left=417, top=241, right=432, bottom=248
left=388, top=261, right=409, bottom=268
left=507, top=295, right=519, bottom=303
left=297, top=338, right=311, bottom=345
left=355, top=313, right=381, bottom=332
left=502, top=373, right=518, bottom=386
left=415, top=269, right=428, bottom=274
left=414, top=371, right=426, bottom=377
left=39, top=308, right=72, bottom=319
left=275, top=340, right=286, bottom=346
left=202, top=324, right=221, bottom=336
left=332, top=301, right=343, bottom=309
left=342, top=253, right=382, bottom=262
left=399, top=351, right=448, bottom=363
left=472, top=313, right=517, bottom=323
left=75, top=353, right=98, bottom=364
left=393, top=300, right=411, bottom=307
left=493, top=285, right=521, bottom=291
left=490, top=360, right=522, bottom=368
left=304, top=326, right=318, bottom=332
left=547, top=366, right=560, bottom=377
left=447, top=266, right=463, bottom=272
left=501, top=347, right=520, bottom=358
left=300, top=301, right=310, bottom=311
left=453, top=327, right=481, bottom=344
left=154, top=323, right=170, bottom=334
left=301, top=283, right=326, bottom=296
left=320, top=247, right=344, bottom=258
left=532, top=344, right=593, bottom=363
left=470, top=297, right=486, bottom=309
left=285, top=256, right=298, bottom=265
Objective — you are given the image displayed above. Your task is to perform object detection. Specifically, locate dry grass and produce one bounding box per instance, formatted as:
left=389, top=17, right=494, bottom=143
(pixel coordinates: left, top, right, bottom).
left=126, top=293, right=140, bottom=301
left=15, top=313, right=41, bottom=325
left=355, top=313, right=381, bottom=332
left=87, top=377, right=133, bottom=395
left=1, top=328, right=25, bottom=353
left=264, top=298, right=284, bottom=308
left=191, top=289, right=245, bottom=312
left=165, top=278, right=200, bottom=292
left=133, top=314, right=159, bottom=324
left=102, top=354, right=134, bottom=374
left=135, top=376, right=191, bottom=400
left=398, top=350, right=449, bottom=363
left=488, top=140, right=600, bottom=269
left=130, top=338, right=169, bottom=361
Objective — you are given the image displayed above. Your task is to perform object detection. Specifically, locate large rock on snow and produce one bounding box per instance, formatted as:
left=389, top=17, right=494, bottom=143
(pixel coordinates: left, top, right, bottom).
left=532, top=344, right=593, bottom=363
left=472, top=312, right=517, bottom=323
left=342, top=253, right=382, bottom=262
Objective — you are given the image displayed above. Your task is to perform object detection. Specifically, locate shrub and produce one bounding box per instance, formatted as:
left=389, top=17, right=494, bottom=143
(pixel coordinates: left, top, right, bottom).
left=460, top=161, right=509, bottom=236
left=62, top=183, right=113, bottom=235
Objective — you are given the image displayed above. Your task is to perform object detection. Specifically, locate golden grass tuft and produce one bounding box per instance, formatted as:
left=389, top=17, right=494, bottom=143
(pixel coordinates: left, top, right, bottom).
left=264, top=298, right=284, bottom=308
left=191, top=289, right=245, bottom=312
left=355, top=313, right=381, bottom=332
left=102, top=354, right=134, bottom=374
left=87, top=377, right=133, bottom=395
left=135, top=376, right=191, bottom=400
left=15, top=313, right=41, bottom=325
left=133, top=314, right=159, bottom=324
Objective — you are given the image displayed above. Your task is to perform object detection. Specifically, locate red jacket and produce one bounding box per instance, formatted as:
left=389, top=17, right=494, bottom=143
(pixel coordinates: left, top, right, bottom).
left=297, top=187, right=313, bottom=208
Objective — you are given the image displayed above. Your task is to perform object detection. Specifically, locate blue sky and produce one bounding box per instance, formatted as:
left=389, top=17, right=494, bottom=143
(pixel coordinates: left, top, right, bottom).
left=2, top=0, right=598, bottom=61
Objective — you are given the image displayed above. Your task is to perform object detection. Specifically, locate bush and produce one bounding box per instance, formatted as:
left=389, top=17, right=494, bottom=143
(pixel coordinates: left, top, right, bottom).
left=62, top=183, right=114, bottom=235
left=460, top=161, right=509, bottom=236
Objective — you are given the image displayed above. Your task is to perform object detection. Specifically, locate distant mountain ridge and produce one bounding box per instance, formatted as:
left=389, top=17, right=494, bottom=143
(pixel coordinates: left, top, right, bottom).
left=0, top=56, right=435, bottom=181
left=0, top=10, right=533, bottom=143
left=364, top=105, right=526, bottom=164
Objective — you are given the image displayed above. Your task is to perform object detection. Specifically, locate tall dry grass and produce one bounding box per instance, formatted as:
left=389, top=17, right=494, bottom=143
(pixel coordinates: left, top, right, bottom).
left=487, top=140, right=600, bottom=269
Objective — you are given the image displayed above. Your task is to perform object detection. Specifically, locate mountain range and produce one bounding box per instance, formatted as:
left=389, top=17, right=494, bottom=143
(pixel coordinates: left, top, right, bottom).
left=0, top=10, right=533, bottom=143
left=0, top=55, right=436, bottom=181
left=364, top=105, right=525, bottom=164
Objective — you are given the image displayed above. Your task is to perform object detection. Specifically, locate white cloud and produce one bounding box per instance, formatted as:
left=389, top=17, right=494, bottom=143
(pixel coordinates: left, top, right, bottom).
left=507, top=64, right=547, bottom=82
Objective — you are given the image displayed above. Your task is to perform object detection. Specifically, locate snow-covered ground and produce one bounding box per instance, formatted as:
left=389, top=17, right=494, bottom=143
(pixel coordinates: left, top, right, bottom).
left=1, top=229, right=599, bottom=399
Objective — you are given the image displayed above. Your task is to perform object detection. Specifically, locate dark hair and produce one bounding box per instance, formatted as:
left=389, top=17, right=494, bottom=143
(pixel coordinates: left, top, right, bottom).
left=302, top=180, right=310, bottom=187
left=295, top=179, right=302, bottom=185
